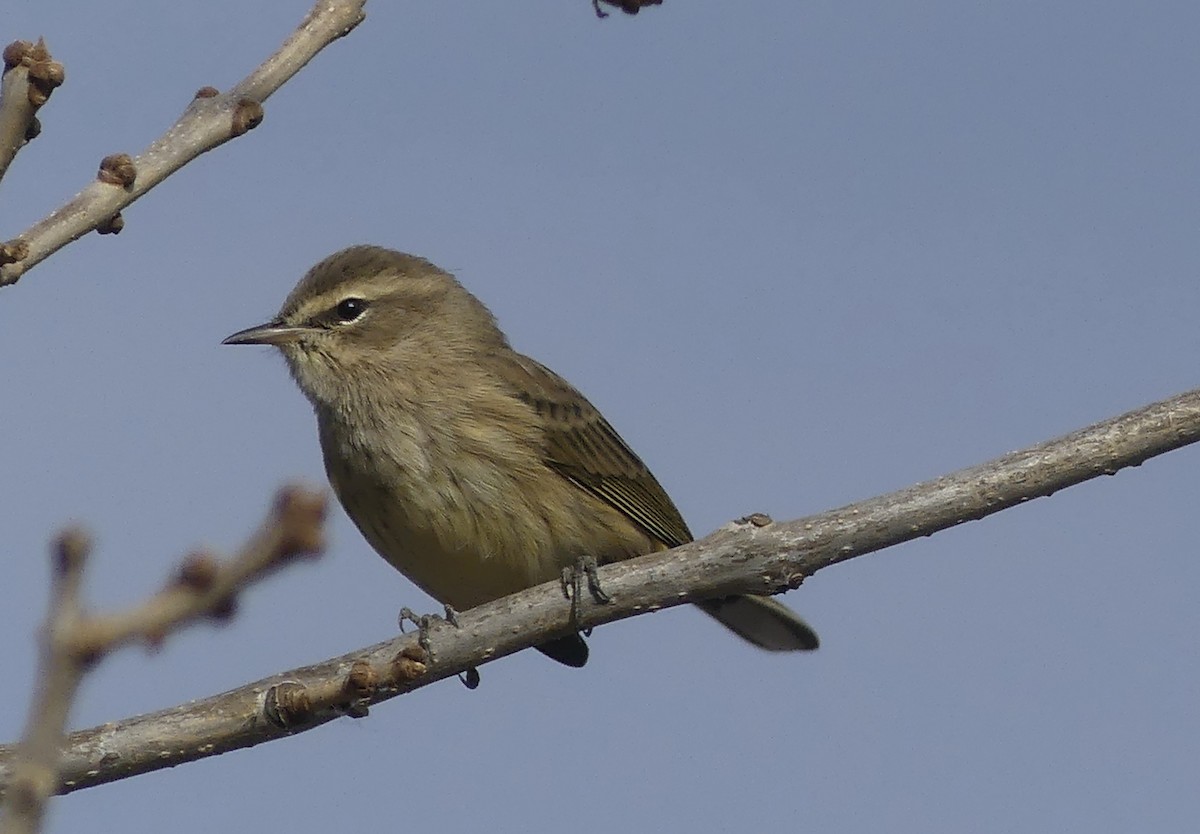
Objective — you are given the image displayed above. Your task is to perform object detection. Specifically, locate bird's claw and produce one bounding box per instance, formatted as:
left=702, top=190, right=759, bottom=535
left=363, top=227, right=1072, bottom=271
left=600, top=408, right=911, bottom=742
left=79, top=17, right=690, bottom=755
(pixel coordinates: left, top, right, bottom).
left=399, top=606, right=477, bottom=687
left=397, top=605, right=457, bottom=655
left=561, top=555, right=611, bottom=630
left=583, top=558, right=611, bottom=604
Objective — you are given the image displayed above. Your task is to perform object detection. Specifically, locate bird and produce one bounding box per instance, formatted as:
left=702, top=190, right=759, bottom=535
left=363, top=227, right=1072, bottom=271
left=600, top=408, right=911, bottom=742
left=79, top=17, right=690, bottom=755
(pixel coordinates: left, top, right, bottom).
left=223, top=245, right=818, bottom=666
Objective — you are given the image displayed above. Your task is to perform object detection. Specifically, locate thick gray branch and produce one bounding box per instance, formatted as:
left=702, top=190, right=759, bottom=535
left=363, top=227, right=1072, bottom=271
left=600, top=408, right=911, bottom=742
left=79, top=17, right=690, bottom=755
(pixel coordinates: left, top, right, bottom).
left=0, top=0, right=366, bottom=286
left=3, top=386, right=1197, bottom=796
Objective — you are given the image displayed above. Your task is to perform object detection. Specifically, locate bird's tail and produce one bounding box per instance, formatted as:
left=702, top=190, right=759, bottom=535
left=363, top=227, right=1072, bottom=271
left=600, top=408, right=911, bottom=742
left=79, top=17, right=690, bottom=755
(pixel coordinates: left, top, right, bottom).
left=536, top=633, right=590, bottom=667
left=696, top=594, right=819, bottom=651
left=535, top=594, right=817, bottom=667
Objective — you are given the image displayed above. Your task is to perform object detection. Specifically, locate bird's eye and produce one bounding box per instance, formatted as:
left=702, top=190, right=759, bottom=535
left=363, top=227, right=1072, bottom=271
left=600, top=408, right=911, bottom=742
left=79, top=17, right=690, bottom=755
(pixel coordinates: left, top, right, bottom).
left=334, top=297, right=368, bottom=323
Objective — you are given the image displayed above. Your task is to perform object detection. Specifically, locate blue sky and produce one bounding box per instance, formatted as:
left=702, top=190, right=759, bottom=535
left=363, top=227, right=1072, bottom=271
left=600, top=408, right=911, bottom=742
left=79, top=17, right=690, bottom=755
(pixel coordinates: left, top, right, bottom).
left=2, top=2, right=1198, bottom=831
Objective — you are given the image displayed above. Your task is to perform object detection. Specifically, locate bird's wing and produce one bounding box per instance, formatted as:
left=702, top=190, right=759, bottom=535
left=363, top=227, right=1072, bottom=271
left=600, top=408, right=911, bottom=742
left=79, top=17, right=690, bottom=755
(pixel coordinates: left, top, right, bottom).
left=488, top=350, right=693, bottom=548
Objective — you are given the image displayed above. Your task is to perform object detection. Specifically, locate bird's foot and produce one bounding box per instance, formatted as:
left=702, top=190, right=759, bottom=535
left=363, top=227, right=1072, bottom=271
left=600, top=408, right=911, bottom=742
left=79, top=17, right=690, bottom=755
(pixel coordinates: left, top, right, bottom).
left=398, top=606, right=479, bottom=688
left=560, top=554, right=612, bottom=632
left=397, top=604, right=460, bottom=652
left=397, top=606, right=436, bottom=655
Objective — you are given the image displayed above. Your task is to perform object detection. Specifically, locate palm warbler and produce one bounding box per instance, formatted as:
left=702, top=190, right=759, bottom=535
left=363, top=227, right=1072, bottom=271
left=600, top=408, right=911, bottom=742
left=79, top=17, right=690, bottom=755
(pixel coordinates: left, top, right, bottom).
left=224, top=246, right=818, bottom=666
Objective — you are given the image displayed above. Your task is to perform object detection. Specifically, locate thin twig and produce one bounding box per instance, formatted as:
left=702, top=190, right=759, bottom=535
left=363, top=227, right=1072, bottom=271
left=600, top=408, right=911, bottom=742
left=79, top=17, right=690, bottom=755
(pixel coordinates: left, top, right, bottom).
left=3, top=386, right=1197, bottom=796
left=0, top=487, right=326, bottom=829
left=71, top=486, right=326, bottom=658
left=0, top=530, right=89, bottom=834
left=0, top=40, right=64, bottom=190
left=0, top=0, right=367, bottom=286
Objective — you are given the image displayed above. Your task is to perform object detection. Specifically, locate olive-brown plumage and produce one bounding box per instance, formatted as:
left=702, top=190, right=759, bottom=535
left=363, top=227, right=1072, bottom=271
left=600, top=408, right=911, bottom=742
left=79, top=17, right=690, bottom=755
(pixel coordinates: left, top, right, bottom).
left=224, top=245, right=818, bottom=666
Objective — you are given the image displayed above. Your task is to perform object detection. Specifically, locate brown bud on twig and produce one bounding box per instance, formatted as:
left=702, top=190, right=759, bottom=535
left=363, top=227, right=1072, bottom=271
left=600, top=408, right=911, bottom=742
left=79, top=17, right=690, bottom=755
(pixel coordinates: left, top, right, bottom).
left=263, top=682, right=311, bottom=728
left=96, top=213, right=125, bottom=235
left=2, top=40, right=32, bottom=71
left=194, top=86, right=220, bottom=99
left=273, top=486, right=327, bottom=561
left=31, top=60, right=65, bottom=89
left=738, top=512, right=774, bottom=527
left=0, top=238, right=29, bottom=266
left=176, top=552, right=220, bottom=592
left=97, top=153, right=136, bottom=188
left=392, top=644, right=429, bottom=683
left=26, top=39, right=51, bottom=65
left=343, top=660, right=377, bottom=701
left=142, top=625, right=168, bottom=652
left=53, top=527, right=91, bottom=577
left=208, top=593, right=238, bottom=623
left=231, top=98, right=264, bottom=137
left=24, top=38, right=65, bottom=106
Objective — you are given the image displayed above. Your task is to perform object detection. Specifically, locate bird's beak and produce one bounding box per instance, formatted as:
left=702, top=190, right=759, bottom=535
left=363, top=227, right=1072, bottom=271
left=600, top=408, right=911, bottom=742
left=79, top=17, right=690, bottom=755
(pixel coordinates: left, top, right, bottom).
left=222, top=321, right=312, bottom=346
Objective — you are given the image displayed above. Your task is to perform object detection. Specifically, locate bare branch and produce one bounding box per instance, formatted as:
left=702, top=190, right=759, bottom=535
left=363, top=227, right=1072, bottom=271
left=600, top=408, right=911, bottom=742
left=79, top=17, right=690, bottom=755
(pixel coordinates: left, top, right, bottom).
left=0, top=530, right=89, bottom=834
left=3, top=386, right=1197, bottom=797
left=0, top=487, right=326, bottom=827
left=0, top=0, right=367, bottom=287
left=0, top=39, right=64, bottom=189
left=69, top=486, right=326, bottom=658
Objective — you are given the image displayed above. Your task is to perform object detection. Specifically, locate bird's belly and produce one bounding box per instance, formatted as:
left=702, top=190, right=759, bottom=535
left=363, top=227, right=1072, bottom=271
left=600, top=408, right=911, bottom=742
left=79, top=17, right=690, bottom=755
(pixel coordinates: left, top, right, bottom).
left=357, top=514, right=555, bottom=610
left=320, top=413, right=657, bottom=612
